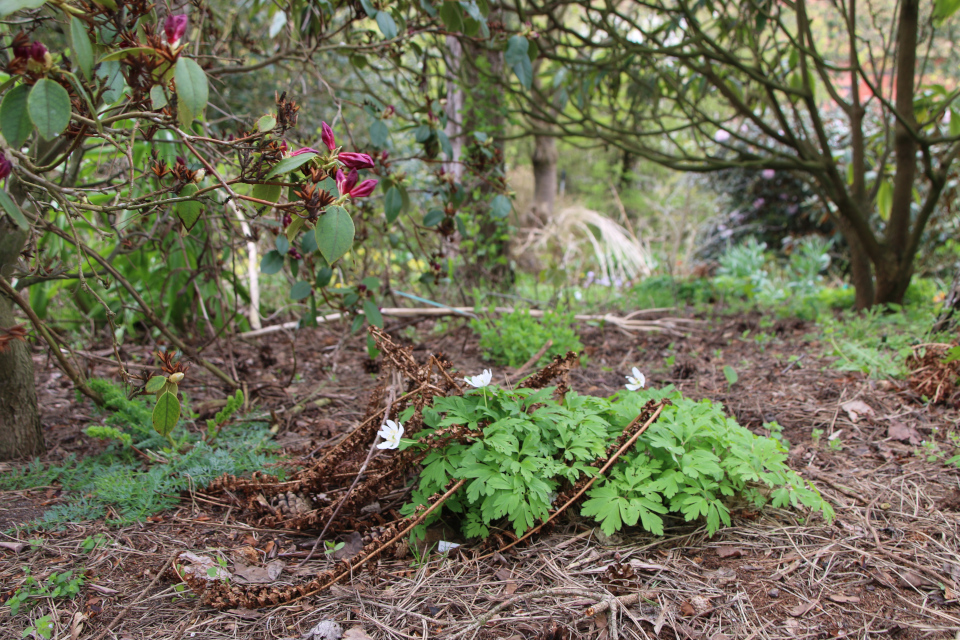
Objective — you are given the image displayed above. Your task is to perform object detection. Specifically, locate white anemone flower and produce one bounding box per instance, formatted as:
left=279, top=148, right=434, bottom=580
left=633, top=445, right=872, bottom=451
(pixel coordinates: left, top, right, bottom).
left=625, top=367, right=646, bottom=391
left=376, top=420, right=404, bottom=450
left=464, top=369, right=493, bottom=388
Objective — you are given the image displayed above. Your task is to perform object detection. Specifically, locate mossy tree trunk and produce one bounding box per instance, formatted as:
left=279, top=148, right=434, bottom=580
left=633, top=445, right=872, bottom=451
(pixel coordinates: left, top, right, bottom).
left=0, top=214, right=43, bottom=460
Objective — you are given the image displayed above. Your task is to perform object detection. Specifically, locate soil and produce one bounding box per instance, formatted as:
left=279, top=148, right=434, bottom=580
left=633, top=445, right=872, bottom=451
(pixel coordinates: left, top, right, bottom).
left=1, top=310, right=959, bottom=639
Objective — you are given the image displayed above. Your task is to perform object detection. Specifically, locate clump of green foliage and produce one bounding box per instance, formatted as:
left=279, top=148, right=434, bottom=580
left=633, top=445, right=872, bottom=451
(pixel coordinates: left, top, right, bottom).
left=471, top=306, right=583, bottom=367
left=629, top=276, right=717, bottom=309
left=7, top=568, right=84, bottom=617
left=401, top=384, right=833, bottom=540
left=0, top=380, right=278, bottom=530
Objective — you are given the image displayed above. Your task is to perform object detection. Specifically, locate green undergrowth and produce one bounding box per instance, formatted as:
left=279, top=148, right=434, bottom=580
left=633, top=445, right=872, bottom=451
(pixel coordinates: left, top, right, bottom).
left=1, top=379, right=279, bottom=531
left=471, top=305, right=583, bottom=367
left=401, top=383, right=833, bottom=541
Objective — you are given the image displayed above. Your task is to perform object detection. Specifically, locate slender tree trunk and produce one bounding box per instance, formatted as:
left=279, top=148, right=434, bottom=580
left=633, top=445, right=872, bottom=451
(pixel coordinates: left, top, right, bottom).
left=531, top=134, right=557, bottom=218
left=0, top=215, right=43, bottom=460
left=443, top=35, right=465, bottom=183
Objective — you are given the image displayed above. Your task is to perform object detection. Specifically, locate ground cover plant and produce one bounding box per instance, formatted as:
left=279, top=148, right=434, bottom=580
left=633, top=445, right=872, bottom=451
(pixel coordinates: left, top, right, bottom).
left=470, top=305, right=584, bottom=367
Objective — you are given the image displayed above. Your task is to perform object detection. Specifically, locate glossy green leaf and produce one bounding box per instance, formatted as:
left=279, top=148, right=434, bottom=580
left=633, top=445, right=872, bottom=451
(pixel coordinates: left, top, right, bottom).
left=1, top=84, right=33, bottom=148
left=384, top=185, right=403, bottom=223
left=27, top=79, right=71, bottom=141
left=264, top=153, right=316, bottom=179
left=0, top=189, right=28, bottom=230
left=276, top=234, right=290, bottom=255
left=257, top=114, right=276, bottom=132
left=145, top=376, right=167, bottom=393
left=176, top=183, right=203, bottom=231
left=315, top=205, right=355, bottom=264
left=152, top=391, right=181, bottom=437
left=260, top=249, right=284, bottom=274
left=315, top=266, right=333, bottom=287
left=290, top=280, right=312, bottom=300
left=301, top=225, right=319, bottom=254
left=174, top=56, right=208, bottom=127
left=70, top=17, right=94, bottom=80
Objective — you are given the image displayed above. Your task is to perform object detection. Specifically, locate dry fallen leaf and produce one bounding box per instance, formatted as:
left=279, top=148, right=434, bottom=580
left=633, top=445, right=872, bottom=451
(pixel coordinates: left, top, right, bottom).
left=841, top=399, right=874, bottom=422
left=232, top=559, right=284, bottom=584
left=504, top=580, right=518, bottom=595
left=788, top=600, right=818, bottom=617
left=303, top=620, right=343, bottom=640
left=900, top=572, right=932, bottom=589
left=887, top=422, right=922, bottom=445
left=0, top=541, right=27, bottom=553
left=680, top=601, right=696, bottom=616
left=342, top=627, right=373, bottom=640
left=827, top=594, right=861, bottom=604
left=716, top=547, right=743, bottom=558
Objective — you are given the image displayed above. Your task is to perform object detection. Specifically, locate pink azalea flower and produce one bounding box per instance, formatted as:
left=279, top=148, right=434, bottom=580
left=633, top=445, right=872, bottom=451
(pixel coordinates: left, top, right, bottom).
left=164, top=14, right=189, bottom=44
left=336, top=169, right=378, bottom=199
left=321, top=122, right=336, bottom=151
left=339, top=152, right=375, bottom=170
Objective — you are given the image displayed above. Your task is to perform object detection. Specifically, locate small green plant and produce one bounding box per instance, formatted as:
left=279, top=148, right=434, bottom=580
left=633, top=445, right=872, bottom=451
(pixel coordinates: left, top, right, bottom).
left=471, top=305, right=583, bottom=367
left=764, top=421, right=790, bottom=450
left=8, top=568, right=84, bottom=616
left=401, top=382, right=833, bottom=540
left=21, top=614, right=54, bottom=639
left=827, top=435, right=843, bottom=451
left=723, top=365, right=738, bottom=387
left=80, top=534, right=108, bottom=553
left=811, top=429, right=824, bottom=447
left=204, top=389, right=245, bottom=444
left=323, top=540, right=345, bottom=555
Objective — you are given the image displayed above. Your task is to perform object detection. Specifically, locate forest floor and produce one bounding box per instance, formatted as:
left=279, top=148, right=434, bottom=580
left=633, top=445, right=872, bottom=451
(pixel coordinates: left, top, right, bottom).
left=2, top=310, right=959, bottom=640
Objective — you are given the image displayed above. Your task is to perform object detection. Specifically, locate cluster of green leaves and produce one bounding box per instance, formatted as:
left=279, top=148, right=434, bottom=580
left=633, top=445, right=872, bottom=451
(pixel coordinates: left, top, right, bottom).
left=628, top=276, right=718, bottom=310
left=470, top=306, right=583, bottom=367
left=7, top=568, right=84, bottom=617
left=1, top=380, right=278, bottom=530
left=401, top=384, right=833, bottom=541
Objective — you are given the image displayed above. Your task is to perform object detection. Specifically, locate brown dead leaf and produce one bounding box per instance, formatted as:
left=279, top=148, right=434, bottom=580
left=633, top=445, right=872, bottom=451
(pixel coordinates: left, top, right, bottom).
left=841, top=400, right=874, bottom=422
left=716, top=547, right=743, bottom=558
left=594, top=612, right=608, bottom=629
left=887, top=422, right=922, bottom=445
left=788, top=599, right=818, bottom=617
left=232, top=545, right=260, bottom=564
left=226, top=608, right=263, bottom=620
left=231, top=559, right=284, bottom=584
left=504, top=580, right=518, bottom=595
left=680, top=601, right=696, bottom=616
left=900, top=572, right=933, bottom=589
left=827, top=594, right=861, bottom=604
left=342, top=627, right=374, bottom=640
left=495, top=568, right=512, bottom=581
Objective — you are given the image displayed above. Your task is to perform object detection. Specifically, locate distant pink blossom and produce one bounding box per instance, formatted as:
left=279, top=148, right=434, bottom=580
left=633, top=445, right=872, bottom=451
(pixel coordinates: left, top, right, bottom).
left=761, top=169, right=776, bottom=179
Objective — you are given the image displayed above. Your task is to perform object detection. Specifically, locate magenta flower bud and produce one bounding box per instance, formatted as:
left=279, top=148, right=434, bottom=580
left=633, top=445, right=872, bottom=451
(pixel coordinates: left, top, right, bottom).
left=0, top=154, right=12, bottom=180
left=164, top=14, right=189, bottom=44
left=321, top=122, right=336, bottom=151
left=28, top=41, right=47, bottom=62
left=339, top=152, right=375, bottom=170
left=349, top=179, right=378, bottom=199
left=290, top=147, right=319, bottom=157
left=336, top=169, right=358, bottom=196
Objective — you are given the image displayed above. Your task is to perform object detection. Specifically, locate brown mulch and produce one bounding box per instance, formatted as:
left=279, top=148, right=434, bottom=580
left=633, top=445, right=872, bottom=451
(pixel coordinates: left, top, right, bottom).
left=1, top=311, right=959, bottom=639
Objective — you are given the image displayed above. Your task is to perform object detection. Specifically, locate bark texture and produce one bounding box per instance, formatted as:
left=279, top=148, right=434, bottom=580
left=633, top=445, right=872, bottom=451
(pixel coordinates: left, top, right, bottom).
left=531, top=134, right=558, bottom=218
left=0, top=215, right=43, bottom=460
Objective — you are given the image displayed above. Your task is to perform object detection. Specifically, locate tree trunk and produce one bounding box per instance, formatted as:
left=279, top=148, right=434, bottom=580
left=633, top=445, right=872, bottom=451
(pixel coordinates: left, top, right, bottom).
left=0, top=215, right=43, bottom=460
left=531, top=134, right=558, bottom=218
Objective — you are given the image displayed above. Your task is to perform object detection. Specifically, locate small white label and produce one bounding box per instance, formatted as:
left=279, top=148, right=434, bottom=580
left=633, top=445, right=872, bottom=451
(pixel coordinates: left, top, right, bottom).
left=437, top=541, right=460, bottom=553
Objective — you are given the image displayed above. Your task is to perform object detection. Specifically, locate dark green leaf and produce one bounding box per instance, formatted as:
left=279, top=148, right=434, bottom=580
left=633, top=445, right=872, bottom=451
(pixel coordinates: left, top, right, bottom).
left=361, top=276, right=380, bottom=290
left=439, top=0, right=464, bottom=32
left=276, top=234, right=290, bottom=255
left=0, top=84, right=32, bottom=148
left=384, top=185, right=403, bottom=223
left=423, top=209, right=445, bottom=227
left=174, top=57, right=208, bottom=127
left=315, top=205, right=355, bottom=264
left=27, top=79, right=72, bottom=141
left=252, top=182, right=282, bottom=203
left=150, top=85, right=168, bottom=109
left=490, top=194, right=512, bottom=219
left=0, top=0, right=45, bottom=17
left=363, top=299, right=383, bottom=328
left=376, top=11, right=398, bottom=39
left=290, top=280, right=312, bottom=300
left=301, top=225, right=319, bottom=254
left=437, top=130, right=453, bottom=159
left=350, top=313, right=365, bottom=334
left=370, top=119, right=389, bottom=148
left=315, top=266, right=333, bottom=288
left=152, top=391, right=181, bottom=437
left=359, top=0, right=377, bottom=16
left=264, top=152, right=316, bottom=179
left=176, top=183, right=203, bottom=231
left=260, top=250, right=284, bottom=274
left=70, top=17, right=94, bottom=80
left=98, top=47, right=156, bottom=63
